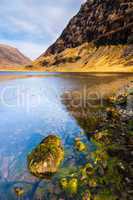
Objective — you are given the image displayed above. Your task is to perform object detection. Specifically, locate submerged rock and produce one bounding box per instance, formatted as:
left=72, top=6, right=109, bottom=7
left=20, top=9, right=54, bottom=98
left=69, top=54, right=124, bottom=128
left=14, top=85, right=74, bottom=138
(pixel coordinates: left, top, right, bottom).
left=67, top=178, right=78, bottom=194
left=60, top=178, right=68, bottom=190
left=75, top=138, right=86, bottom=152
left=88, top=178, right=97, bottom=188
left=59, top=177, right=78, bottom=194
left=82, top=190, right=91, bottom=200
left=81, top=163, right=94, bottom=177
left=14, top=187, right=24, bottom=198
left=27, top=135, right=64, bottom=179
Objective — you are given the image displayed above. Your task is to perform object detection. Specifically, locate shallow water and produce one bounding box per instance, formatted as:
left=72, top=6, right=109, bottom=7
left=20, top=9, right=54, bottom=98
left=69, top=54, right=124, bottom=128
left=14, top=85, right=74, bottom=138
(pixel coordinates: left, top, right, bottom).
left=0, top=72, right=132, bottom=200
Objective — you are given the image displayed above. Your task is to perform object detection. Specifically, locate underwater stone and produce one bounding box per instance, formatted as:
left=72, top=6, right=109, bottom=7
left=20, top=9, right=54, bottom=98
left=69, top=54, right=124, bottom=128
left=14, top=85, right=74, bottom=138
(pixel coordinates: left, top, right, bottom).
left=14, top=187, right=24, bottom=198
left=75, top=138, right=86, bottom=152
left=67, top=178, right=78, bottom=194
left=82, top=190, right=91, bottom=200
left=60, top=177, right=78, bottom=194
left=27, top=135, right=64, bottom=179
left=60, top=178, right=68, bottom=190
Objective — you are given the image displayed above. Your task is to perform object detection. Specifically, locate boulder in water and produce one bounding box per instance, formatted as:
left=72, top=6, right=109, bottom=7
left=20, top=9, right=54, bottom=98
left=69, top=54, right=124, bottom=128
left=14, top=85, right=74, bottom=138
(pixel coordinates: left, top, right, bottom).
left=27, top=135, right=64, bottom=179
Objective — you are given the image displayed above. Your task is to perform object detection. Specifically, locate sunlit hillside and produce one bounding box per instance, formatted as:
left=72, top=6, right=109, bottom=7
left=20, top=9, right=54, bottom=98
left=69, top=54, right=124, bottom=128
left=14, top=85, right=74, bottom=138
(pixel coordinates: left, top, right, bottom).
left=32, top=43, right=133, bottom=72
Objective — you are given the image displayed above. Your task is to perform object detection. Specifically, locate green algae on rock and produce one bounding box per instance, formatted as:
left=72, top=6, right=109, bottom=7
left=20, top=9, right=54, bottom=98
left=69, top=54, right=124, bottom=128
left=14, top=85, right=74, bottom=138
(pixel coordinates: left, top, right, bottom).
left=67, top=178, right=78, bottom=194
left=14, top=187, right=24, bottom=199
left=82, top=190, right=91, bottom=200
left=60, top=177, right=78, bottom=195
left=94, top=189, right=117, bottom=200
left=75, top=138, right=87, bottom=152
left=81, top=163, right=94, bottom=177
left=60, top=178, right=68, bottom=190
left=27, top=135, right=64, bottom=179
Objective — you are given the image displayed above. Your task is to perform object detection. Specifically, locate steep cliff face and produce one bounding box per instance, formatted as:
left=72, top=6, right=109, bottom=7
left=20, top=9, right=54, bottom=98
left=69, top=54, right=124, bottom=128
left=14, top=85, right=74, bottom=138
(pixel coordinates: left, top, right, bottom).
left=0, top=44, right=31, bottom=66
left=42, top=0, right=133, bottom=57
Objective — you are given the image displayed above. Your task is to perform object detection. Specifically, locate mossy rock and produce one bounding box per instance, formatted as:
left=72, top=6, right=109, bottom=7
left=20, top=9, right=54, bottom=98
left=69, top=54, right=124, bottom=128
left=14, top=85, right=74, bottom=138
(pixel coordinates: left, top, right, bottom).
left=92, top=149, right=108, bottom=165
left=75, top=138, right=86, bottom=152
left=14, top=187, right=24, bottom=198
left=60, top=178, right=68, bottom=190
left=106, top=107, right=120, bottom=119
left=81, top=163, right=94, bottom=178
left=128, top=131, right=133, bottom=136
left=128, top=119, right=133, bottom=131
left=128, top=88, right=133, bottom=95
left=88, top=178, right=97, bottom=187
left=82, top=190, right=91, bottom=200
left=94, top=191, right=117, bottom=200
left=109, top=94, right=127, bottom=106
left=93, top=130, right=110, bottom=144
left=67, top=178, right=78, bottom=194
left=27, top=135, right=64, bottom=179
left=60, top=177, right=78, bottom=194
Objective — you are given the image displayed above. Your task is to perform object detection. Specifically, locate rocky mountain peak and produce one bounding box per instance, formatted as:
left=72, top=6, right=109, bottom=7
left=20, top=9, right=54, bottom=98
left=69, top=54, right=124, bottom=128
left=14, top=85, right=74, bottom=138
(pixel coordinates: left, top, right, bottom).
left=41, top=0, right=133, bottom=57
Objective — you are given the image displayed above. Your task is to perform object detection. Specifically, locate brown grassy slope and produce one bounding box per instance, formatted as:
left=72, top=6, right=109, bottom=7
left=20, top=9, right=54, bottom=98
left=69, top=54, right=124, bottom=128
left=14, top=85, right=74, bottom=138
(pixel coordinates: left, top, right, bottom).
left=0, top=44, right=31, bottom=67
left=32, top=43, right=133, bottom=72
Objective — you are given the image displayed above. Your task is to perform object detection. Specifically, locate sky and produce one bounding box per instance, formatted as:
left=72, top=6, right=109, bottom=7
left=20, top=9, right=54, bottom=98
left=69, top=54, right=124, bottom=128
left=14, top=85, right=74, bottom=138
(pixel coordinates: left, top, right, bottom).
left=0, top=0, right=85, bottom=59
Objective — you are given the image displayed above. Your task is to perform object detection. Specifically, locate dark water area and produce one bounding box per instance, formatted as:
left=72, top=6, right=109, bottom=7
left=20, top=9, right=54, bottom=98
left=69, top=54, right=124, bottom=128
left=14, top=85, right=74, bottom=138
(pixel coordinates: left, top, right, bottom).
left=0, top=72, right=132, bottom=200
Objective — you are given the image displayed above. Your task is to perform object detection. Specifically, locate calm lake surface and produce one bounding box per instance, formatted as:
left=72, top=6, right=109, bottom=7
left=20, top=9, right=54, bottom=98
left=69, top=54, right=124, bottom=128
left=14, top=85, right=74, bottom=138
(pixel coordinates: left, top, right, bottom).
left=0, top=72, right=132, bottom=200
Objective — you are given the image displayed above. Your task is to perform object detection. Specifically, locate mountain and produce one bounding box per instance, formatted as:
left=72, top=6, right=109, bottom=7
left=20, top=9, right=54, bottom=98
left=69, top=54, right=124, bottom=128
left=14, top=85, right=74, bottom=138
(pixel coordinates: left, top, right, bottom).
left=0, top=44, right=31, bottom=67
left=33, top=0, right=133, bottom=72
left=42, top=0, right=133, bottom=56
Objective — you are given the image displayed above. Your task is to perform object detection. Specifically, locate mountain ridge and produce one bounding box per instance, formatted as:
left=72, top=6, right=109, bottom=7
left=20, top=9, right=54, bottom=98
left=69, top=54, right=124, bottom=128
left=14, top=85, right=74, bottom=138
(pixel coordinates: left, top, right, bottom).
left=41, top=0, right=133, bottom=57
left=32, top=0, right=133, bottom=72
left=0, top=44, right=31, bottom=67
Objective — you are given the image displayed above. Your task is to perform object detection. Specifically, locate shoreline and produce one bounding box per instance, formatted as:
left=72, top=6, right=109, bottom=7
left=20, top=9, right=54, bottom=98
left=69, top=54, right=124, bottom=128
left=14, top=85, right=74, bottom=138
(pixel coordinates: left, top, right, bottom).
left=0, top=69, right=133, bottom=73
left=0, top=72, right=132, bottom=102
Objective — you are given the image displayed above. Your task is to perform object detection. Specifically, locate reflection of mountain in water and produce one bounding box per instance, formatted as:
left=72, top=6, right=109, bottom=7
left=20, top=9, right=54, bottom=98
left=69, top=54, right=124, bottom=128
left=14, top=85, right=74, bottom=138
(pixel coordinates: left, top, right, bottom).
left=62, top=73, right=133, bottom=134
left=62, top=86, right=107, bottom=136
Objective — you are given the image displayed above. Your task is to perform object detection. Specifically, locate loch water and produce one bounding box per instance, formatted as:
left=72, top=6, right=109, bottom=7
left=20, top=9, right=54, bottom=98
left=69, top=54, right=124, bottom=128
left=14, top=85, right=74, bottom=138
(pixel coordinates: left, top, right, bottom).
left=0, top=72, right=132, bottom=200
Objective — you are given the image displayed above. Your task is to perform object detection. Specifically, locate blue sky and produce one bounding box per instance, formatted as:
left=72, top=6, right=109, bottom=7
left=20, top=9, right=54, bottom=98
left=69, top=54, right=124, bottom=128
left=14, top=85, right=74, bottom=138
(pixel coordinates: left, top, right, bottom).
left=0, top=0, right=85, bottom=59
